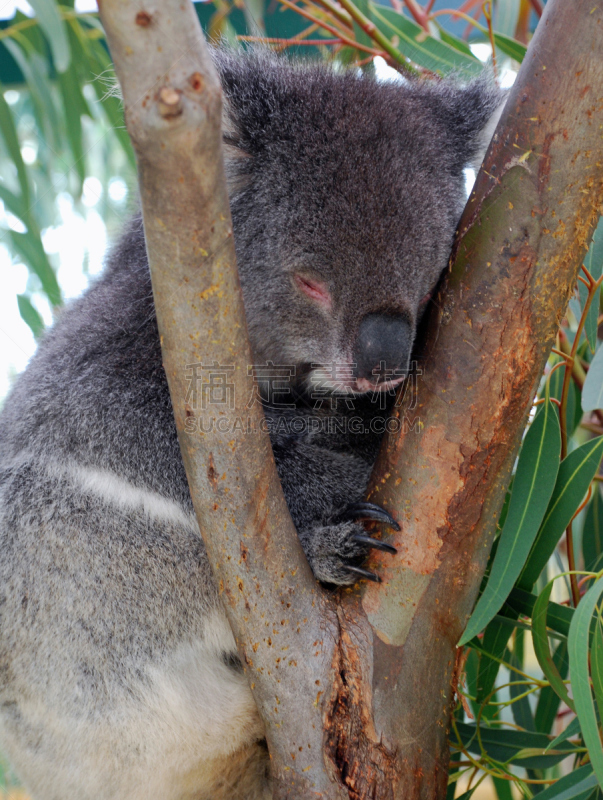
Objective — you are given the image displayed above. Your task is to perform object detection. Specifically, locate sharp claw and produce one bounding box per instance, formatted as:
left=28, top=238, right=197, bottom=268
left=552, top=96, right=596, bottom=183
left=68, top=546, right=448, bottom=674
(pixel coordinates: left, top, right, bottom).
left=345, top=565, right=381, bottom=583
left=351, top=534, right=397, bottom=555
left=338, top=502, right=401, bottom=531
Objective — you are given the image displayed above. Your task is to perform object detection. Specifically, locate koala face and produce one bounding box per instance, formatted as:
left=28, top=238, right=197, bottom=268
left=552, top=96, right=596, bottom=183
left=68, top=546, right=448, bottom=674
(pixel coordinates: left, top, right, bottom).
left=217, top=53, right=502, bottom=394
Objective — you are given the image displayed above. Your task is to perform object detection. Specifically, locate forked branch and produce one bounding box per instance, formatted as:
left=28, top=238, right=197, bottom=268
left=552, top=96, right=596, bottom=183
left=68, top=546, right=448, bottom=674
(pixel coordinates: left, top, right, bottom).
left=97, top=0, right=603, bottom=797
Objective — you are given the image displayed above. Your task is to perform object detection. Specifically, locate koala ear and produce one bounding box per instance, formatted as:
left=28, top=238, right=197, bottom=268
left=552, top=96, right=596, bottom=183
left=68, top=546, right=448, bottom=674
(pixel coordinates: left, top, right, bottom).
left=466, top=94, right=507, bottom=171
left=432, top=77, right=508, bottom=174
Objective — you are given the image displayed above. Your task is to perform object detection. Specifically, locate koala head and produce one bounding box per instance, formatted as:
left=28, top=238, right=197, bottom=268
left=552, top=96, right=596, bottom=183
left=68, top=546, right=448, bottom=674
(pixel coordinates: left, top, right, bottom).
left=216, top=52, right=503, bottom=394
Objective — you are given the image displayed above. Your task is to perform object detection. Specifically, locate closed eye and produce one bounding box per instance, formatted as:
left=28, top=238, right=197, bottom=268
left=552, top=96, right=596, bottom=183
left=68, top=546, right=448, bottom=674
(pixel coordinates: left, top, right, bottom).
left=293, top=274, right=332, bottom=310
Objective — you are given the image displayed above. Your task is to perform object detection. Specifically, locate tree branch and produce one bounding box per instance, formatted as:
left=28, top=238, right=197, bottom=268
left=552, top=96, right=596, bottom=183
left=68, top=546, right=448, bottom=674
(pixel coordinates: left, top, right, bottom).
left=96, top=3, right=345, bottom=796
left=345, top=0, right=603, bottom=794
left=97, top=0, right=603, bottom=797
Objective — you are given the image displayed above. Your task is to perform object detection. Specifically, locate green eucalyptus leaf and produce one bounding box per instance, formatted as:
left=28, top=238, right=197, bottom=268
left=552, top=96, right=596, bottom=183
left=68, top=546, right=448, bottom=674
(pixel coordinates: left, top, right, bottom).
left=28, top=0, right=71, bottom=73
left=492, top=31, right=527, bottom=62
left=509, top=631, right=535, bottom=731
left=584, top=486, right=603, bottom=572
left=492, top=776, right=514, bottom=800
left=569, top=576, right=603, bottom=790
left=16, top=293, right=45, bottom=339
left=460, top=401, right=561, bottom=644
left=3, top=36, right=62, bottom=153
left=369, top=3, right=482, bottom=76
left=495, top=0, right=520, bottom=38
left=0, top=81, right=30, bottom=208
left=57, top=61, right=88, bottom=191
left=592, top=616, right=603, bottom=730
left=436, top=25, right=475, bottom=58
left=545, top=358, right=579, bottom=436
left=475, top=618, right=512, bottom=703
left=535, top=640, right=569, bottom=734
left=585, top=217, right=603, bottom=280
left=581, top=217, right=603, bottom=353
left=583, top=346, right=603, bottom=413
left=0, top=183, right=27, bottom=222
left=505, top=586, right=573, bottom=637
left=520, top=435, right=603, bottom=589
left=536, top=766, right=596, bottom=800
left=454, top=722, right=580, bottom=769
left=544, top=711, right=580, bottom=752
left=532, top=580, right=575, bottom=711
left=9, top=230, right=61, bottom=307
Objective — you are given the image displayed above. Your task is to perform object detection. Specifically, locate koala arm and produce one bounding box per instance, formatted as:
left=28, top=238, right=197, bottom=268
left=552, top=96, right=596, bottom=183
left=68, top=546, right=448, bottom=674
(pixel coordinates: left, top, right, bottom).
left=271, top=439, right=397, bottom=585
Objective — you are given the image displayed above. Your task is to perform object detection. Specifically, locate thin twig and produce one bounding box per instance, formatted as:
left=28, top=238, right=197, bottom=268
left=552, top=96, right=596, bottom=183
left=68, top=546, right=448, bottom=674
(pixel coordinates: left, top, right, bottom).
left=303, top=0, right=354, bottom=28
left=277, top=0, right=382, bottom=56
left=334, top=0, right=420, bottom=73
left=482, top=1, right=498, bottom=82
left=239, top=35, right=344, bottom=46
left=401, top=0, right=429, bottom=30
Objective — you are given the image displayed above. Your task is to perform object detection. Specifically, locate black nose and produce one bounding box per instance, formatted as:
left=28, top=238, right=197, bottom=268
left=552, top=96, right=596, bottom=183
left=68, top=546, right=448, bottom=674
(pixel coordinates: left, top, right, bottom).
left=354, top=313, right=412, bottom=383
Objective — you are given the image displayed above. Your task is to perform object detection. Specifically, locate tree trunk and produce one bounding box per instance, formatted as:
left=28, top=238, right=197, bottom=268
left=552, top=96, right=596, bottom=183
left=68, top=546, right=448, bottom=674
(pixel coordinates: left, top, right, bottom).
left=97, top=0, right=603, bottom=796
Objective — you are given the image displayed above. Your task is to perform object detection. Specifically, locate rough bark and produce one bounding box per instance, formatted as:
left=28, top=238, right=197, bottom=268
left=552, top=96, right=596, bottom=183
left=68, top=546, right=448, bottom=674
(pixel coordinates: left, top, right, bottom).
left=97, top=1, right=603, bottom=798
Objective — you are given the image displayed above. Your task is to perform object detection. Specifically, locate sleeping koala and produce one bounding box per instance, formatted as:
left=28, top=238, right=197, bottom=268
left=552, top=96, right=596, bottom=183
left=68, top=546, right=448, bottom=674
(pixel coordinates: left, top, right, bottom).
left=0, top=51, right=502, bottom=800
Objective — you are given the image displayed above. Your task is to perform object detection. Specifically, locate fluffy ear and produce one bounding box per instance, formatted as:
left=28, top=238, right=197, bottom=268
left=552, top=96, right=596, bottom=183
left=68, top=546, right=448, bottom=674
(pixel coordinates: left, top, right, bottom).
left=431, top=77, right=508, bottom=174
left=466, top=93, right=507, bottom=170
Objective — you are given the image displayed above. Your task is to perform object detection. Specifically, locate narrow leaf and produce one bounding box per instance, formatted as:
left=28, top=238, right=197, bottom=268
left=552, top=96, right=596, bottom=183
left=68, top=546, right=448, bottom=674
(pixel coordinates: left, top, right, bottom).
left=16, top=294, right=45, bottom=339
left=506, top=586, right=574, bottom=637
left=455, top=722, right=579, bottom=769
left=546, top=357, right=578, bottom=436
left=3, top=37, right=62, bottom=153
left=591, top=617, right=603, bottom=729
left=475, top=618, right=512, bottom=703
left=569, top=576, right=603, bottom=790
left=460, top=402, right=561, bottom=644
left=532, top=580, right=575, bottom=711
left=9, top=230, right=61, bottom=307
left=369, top=4, right=483, bottom=76
left=492, top=32, right=527, bottom=63
left=584, top=485, right=603, bottom=572
left=27, top=0, right=70, bottom=72
left=0, top=81, right=30, bottom=208
left=521, top=436, right=603, bottom=588
left=0, top=183, right=27, bottom=222
left=583, top=346, right=603, bottom=413
left=585, top=218, right=603, bottom=279
left=536, top=766, right=596, bottom=800
left=436, top=26, right=475, bottom=58
left=583, top=215, right=603, bottom=352
left=492, top=776, right=514, bottom=800
left=495, top=0, right=520, bottom=38
left=545, top=715, right=581, bottom=752
left=536, top=640, right=569, bottom=733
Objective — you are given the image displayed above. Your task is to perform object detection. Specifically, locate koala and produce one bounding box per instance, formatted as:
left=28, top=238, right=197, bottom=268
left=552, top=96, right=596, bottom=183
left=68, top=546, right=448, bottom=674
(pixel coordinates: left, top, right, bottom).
left=0, top=51, right=503, bottom=800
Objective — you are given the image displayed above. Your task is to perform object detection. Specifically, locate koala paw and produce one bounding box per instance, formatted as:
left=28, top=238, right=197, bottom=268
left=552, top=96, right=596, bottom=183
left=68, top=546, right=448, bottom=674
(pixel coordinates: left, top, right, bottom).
left=301, top=502, right=399, bottom=586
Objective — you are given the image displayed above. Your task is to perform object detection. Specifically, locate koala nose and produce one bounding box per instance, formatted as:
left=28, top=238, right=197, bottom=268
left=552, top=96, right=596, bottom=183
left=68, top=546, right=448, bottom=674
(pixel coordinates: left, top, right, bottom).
left=354, top=313, right=412, bottom=383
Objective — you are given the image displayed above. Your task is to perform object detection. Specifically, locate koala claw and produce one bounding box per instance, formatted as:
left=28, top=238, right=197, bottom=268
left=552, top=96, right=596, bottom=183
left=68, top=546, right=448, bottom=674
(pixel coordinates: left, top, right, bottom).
left=351, top=533, right=397, bottom=555
left=345, top=564, right=381, bottom=583
left=337, top=501, right=401, bottom=531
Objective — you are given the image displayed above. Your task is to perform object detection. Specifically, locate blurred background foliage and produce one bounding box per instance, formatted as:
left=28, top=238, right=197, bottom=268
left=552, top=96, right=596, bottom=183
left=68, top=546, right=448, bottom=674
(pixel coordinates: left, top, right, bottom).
left=3, top=2, right=603, bottom=800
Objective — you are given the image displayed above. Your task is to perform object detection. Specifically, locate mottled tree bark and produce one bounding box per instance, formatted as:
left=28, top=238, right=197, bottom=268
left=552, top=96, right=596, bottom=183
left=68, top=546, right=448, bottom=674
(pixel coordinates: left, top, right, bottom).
left=97, top=0, right=603, bottom=797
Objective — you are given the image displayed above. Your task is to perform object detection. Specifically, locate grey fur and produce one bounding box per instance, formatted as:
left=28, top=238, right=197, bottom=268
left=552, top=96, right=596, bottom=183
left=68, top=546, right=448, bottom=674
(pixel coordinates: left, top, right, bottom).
left=0, top=51, right=503, bottom=799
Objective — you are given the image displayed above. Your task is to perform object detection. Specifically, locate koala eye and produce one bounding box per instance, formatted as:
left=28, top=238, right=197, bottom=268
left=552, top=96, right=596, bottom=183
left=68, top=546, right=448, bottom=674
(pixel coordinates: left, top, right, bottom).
left=293, top=273, right=332, bottom=311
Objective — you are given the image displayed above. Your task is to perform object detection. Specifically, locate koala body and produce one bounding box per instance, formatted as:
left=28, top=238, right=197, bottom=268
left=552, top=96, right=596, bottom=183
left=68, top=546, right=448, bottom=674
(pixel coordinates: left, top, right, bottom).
left=0, top=52, right=501, bottom=799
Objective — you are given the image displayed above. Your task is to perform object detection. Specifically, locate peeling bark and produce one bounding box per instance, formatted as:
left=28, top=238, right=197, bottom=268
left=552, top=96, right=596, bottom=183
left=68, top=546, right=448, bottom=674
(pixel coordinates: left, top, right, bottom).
left=97, top=0, right=603, bottom=797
